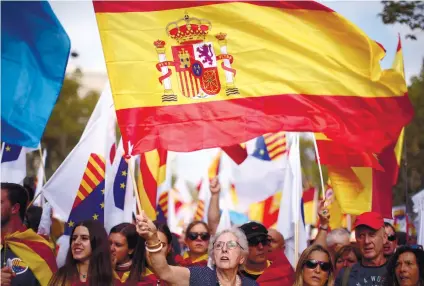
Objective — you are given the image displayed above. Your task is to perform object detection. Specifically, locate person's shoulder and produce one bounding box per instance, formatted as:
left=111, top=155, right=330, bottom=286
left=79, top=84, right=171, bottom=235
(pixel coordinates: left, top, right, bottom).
left=241, top=276, right=259, bottom=286
left=189, top=266, right=215, bottom=282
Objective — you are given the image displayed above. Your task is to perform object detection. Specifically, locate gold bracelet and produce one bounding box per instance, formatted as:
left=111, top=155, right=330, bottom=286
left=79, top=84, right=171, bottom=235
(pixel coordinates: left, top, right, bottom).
left=145, top=240, right=162, bottom=248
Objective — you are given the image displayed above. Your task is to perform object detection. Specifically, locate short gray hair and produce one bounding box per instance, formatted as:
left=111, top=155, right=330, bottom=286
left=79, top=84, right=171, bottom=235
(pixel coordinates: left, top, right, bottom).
left=327, top=228, right=350, bottom=247
left=208, top=227, right=249, bottom=267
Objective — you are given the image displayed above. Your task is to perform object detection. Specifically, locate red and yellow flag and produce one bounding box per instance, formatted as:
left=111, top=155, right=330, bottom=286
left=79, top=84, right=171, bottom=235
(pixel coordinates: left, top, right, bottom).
left=248, top=192, right=282, bottom=228
left=2, top=228, right=57, bottom=286
left=137, top=148, right=167, bottom=220
left=93, top=1, right=412, bottom=155
left=325, top=37, right=407, bottom=218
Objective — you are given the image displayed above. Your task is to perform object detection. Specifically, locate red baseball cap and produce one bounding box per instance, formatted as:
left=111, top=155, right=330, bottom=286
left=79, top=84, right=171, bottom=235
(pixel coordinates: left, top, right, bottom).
left=353, top=212, right=384, bottom=230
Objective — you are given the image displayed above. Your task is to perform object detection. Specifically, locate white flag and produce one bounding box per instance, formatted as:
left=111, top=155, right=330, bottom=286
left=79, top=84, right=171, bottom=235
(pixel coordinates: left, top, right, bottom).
left=43, top=84, right=115, bottom=221
left=277, top=133, right=307, bottom=267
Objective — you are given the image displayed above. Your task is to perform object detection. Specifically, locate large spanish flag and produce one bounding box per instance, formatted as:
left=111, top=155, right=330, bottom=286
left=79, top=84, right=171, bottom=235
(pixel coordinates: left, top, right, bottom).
left=93, top=1, right=412, bottom=155
left=325, top=37, right=407, bottom=219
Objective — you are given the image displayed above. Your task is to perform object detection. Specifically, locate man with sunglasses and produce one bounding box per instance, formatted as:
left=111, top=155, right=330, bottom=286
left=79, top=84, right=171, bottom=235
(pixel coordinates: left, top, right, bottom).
left=336, top=212, right=388, bottom=286
left=239, top=222, right=294, bottom=284
left=383, top=222, right=398, bottom=258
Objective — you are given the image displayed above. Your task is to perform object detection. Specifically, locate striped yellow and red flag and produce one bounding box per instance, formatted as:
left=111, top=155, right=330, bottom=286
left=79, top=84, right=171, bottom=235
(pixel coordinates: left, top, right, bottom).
left=3, top=228, right=57, bottom=285
left=93, top=1, right=412, bottom=155
left=137, top=148, right=167, bottom=220
left=325, top=37, right=408, bottom=218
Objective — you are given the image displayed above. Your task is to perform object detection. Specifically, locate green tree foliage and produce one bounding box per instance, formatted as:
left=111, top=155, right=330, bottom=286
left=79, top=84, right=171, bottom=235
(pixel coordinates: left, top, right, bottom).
left=393, top=60, right=424, bottom=207
left=379, top=1, right=424, bottom=40
left=41, top=69, right=99, bottom=178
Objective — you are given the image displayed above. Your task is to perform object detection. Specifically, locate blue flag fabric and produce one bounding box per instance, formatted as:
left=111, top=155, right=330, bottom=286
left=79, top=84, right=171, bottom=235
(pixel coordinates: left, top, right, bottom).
left=1, top=143, right=23, bottom=163
left=65, top=180, right=105, bottom=235
left=1, top=1, right=70, bottom=147
left=113, top=157, right=128, bottom=210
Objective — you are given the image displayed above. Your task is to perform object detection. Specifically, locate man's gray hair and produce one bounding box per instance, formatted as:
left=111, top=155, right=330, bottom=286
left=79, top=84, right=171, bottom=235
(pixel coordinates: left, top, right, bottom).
left=208, top=227, right=249, bottom=266
left=327, top=228, right=350, bottom=247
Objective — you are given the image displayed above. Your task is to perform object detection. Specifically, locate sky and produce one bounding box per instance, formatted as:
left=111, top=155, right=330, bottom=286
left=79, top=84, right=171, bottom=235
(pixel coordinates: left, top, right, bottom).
left=49, top=1, right=424, bottom=185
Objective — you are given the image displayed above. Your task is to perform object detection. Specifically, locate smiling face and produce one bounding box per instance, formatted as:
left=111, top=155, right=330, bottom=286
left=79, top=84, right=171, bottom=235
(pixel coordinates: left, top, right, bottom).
left=109, top=232, right=132, bottom=265
left=395, top=252, right=420, bottom=286
left=185, top=223, right=210, bottom=255
left=302, top=251, right=330, bottom=286
left=213, top=232, right=245, bottom=270
left=72, top=226, right=92, bottom=262
left=355, top=226, right=387, bottom=261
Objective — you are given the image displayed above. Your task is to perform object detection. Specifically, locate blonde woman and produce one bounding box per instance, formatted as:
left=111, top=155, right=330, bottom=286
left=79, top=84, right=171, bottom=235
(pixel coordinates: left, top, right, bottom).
left=294, top=244, right=335, bottom=286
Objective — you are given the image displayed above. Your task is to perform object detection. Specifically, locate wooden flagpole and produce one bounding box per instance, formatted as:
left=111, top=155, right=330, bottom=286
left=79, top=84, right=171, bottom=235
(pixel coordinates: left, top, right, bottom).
left=125, top=156, right=143, bottom=215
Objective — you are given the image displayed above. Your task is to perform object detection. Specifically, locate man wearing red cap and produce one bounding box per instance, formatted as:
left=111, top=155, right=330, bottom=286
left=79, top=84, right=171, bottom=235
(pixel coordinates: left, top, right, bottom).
left=336, top=212, right=388, bottom=286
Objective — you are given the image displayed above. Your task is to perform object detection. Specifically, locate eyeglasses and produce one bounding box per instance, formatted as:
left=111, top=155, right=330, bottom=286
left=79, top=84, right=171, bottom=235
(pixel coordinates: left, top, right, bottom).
left=248, top=235, right=270, bottom=247
left=187, top=232, right=210, bottom=241
left=214, top=240, right=244, bottom=250
left=387, top=234, right=396, bottom=241
left=304, top=259, right=332, bottom=272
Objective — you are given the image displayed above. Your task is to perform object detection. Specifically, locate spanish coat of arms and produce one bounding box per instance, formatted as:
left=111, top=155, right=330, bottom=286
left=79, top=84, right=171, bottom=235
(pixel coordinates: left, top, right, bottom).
left=153, top=13, right=239, bottom=102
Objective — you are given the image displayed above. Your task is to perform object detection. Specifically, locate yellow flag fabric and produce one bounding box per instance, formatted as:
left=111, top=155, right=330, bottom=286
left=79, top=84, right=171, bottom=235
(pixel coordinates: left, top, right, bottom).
left=93, top=1, right=412, bottom=155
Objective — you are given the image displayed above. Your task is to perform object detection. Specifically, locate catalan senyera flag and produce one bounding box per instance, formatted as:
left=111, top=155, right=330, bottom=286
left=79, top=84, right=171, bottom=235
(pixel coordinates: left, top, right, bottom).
left=137, top=148, right=167, bottom=221
left=93, top=1, right=412, bottom=155
left=3, top=228, right=57, bottom=285
left=65, top=153, right=106, bottom=235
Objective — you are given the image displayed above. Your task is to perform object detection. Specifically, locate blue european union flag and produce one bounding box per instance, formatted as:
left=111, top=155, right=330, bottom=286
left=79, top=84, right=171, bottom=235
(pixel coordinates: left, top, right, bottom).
left=65, top=180, right=105, bottom=235
left=1, top=1, right=70, bottom=147
left=1, top=143, right=23, bottom=163
left=113, top=157, right=128, bottom=210
left=252, top=136, right=272, bottom=161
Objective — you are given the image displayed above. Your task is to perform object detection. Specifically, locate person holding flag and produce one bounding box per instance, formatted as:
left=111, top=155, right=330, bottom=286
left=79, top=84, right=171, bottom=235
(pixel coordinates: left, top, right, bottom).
left=1, top=183, right=57, bottom=286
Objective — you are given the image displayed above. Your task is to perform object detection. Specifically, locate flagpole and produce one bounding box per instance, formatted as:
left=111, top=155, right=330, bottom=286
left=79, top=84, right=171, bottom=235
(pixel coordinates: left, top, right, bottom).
left=126, top=156, right=143, bottom=215
left=27, top=146, right=48, bottom=209
left=294, top=133, right=300, bottom=265
left=0, top=142, right=5, bottom=162
left=312, top=133, right=326, bottom=202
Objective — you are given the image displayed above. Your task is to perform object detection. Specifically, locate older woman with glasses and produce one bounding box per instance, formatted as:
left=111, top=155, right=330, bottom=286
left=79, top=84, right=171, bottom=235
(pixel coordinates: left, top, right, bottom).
left=136, top=211, right=258, bottom=286
left=294, top=244, right=335, bottom=286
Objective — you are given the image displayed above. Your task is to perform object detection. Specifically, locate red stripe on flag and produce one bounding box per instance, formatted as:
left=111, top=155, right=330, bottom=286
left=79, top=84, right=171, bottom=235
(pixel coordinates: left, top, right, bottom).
left=303, top=187, right=316, bottom=202
left=158, top=149, right=167, bottom=166
left=82, top=174, right=96, bottom=190
left=91, top=153, right=106, bottom=171
left=87, top=162, right=104, bottom=182
left=12, top=238, right=58, bottom=273
left=117, top=93, right=413, bottom=154
left=140, top=154, right=158, bottom=208
left=93, top=1, right=334, bottom=13
left=269, top=150, right=285, bottom=160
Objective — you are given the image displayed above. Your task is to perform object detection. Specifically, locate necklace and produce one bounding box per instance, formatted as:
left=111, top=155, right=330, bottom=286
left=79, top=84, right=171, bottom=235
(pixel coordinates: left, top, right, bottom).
left=217, top=275, right=241, bottom=286
left=77, top=265, right=87, bottom=280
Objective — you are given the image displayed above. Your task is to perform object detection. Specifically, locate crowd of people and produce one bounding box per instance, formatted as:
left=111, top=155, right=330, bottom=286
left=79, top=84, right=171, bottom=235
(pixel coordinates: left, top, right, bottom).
left=1, top=181, right=423, bottom=286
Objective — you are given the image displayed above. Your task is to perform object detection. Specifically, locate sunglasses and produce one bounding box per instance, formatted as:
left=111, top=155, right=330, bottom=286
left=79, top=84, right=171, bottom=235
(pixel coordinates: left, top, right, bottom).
left=187, top=232, right=210, bottom=241
left=387, top=234, right=397, bottom=241
left=304, top=259, right=332, bottom=272
left=248, top=235, right=270, bottom=247
left=214, top=240, right=244, bottom=251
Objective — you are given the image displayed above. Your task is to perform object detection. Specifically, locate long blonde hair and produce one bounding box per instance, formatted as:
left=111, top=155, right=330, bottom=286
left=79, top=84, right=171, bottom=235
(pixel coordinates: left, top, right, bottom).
left=294, top=244, right=335, bottom=286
